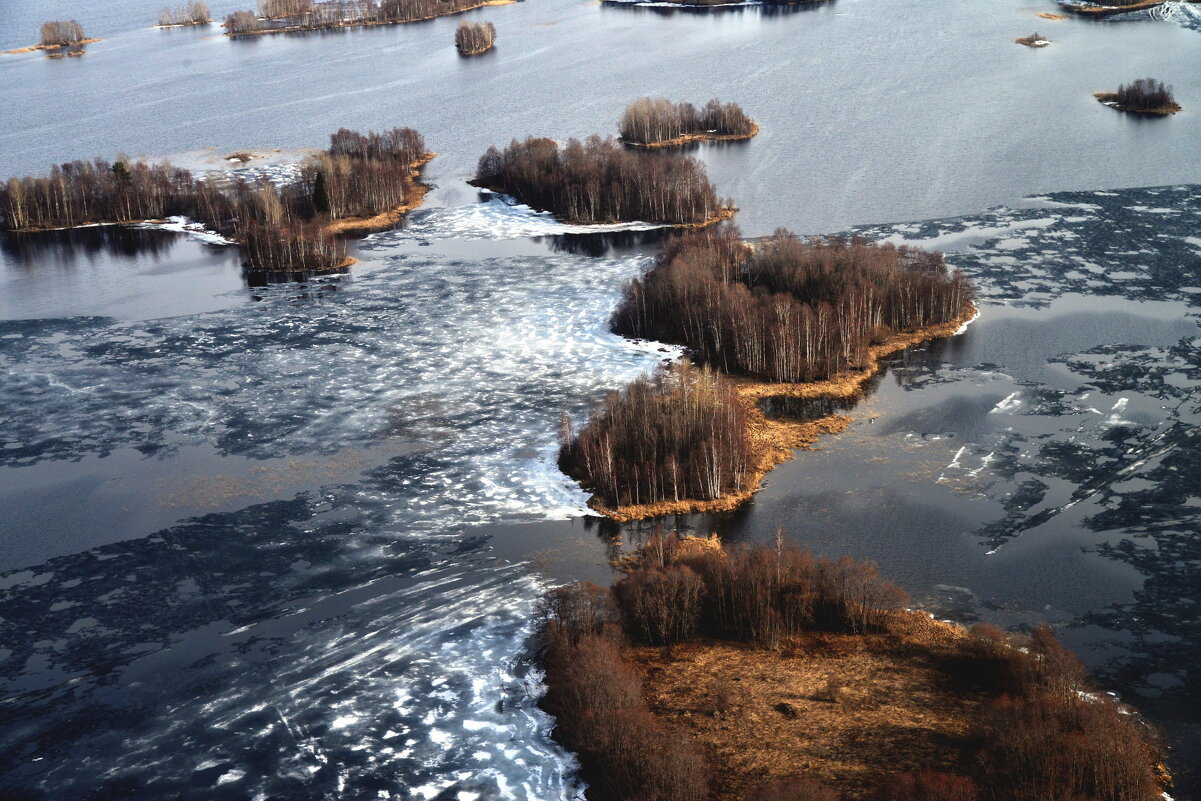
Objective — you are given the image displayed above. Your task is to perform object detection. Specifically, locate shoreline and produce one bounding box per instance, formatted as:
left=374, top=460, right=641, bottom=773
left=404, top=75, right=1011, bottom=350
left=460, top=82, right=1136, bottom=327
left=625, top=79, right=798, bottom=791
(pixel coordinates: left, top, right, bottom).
left=587, top=307, right=977, bottom=522
left=1058, top=0, right=1164, bottom=15
left=621, top=121, right=760, bottom=148
left=467, top=181, right=738, bottom=227
left=2, top=38, right=101, bottom=55
left=1093, top=91, right=1182, bottom=116
left=226, top=0, right=515, bottom=38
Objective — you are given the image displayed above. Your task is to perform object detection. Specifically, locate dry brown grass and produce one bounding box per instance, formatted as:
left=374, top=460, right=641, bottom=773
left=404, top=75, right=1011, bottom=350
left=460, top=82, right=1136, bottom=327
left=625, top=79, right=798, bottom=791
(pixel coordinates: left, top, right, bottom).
left=1036, top=11, right=1068, bottom=18
left=3, top=37, right=101, bottom=55
left=321, top=152, right=436, bottom=235
left=625, top=612, right=982, bottom=800
left=622, top=122, right=761, bottom=149
left=591, top=308, right=976, bottom=521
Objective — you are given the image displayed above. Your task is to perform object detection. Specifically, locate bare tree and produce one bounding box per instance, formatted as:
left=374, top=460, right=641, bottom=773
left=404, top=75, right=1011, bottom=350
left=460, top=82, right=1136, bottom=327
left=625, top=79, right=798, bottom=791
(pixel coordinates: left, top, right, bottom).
left=455, top=20, right=495, bottom=54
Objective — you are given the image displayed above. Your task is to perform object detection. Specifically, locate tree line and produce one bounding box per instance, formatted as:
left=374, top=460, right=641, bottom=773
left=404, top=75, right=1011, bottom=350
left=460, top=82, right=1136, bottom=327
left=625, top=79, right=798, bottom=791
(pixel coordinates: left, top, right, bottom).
left=558, top=362, right=753, bottom=509
left=618, top=97, right=755, bottom=145
left=473, top=135, right=729, bottom=225
left=537, top=533, right=1167, bottom=801
left=223, top=0, right=489, bottom=36
left=1113, top=77, right=1176, bottom=110
left=0, top=126, right=430, bottom=274
left=455, top=20, right=495, bottom=54
left=158, top=2, right=212, bottom=26
left=40, top=20, right=87, bottom=46
left=612, top=226, right=974, bottom=383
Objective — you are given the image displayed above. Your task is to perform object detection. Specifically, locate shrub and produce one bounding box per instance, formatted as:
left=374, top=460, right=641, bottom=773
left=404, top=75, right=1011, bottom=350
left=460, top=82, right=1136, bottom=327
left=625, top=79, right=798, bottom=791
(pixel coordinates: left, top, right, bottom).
left=871, top=772, right=979, bottom=801
left=223, top=10, right=261, bottom=34
left=748, top=776, right=841, bottom=801
left=614, top=564, right=705, bottom=644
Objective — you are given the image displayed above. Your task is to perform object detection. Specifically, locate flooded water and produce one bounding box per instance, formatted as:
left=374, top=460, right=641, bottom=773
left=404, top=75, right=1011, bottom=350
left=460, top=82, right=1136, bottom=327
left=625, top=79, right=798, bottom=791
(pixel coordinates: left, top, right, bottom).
left=4, top=0, right=1201, bottom=797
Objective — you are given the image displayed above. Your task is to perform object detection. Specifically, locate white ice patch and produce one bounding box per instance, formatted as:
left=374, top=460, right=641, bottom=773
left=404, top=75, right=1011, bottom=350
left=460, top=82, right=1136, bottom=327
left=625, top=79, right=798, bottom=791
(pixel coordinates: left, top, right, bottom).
left=991, top=392, right=1023, bottom=413
left=393, top=196, right=670, bottom=243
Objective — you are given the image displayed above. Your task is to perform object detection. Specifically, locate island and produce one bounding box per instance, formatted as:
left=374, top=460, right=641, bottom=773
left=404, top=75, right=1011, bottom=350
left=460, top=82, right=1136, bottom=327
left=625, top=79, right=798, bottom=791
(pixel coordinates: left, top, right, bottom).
left=222, top=0, right=515, bottom=37
left=455, top=20, right=496, bottom=54
left=1094, top=78, right=1181, bottom=116
left=619, top=98, right=759, bottom=147
left=1015, top=32, right=1051, bottom=47
left=157, top=2, right=212, bottom=27
left=1057, top=0, right=1165, bottom=16
left=0, top=126, right=436, bottom=275
left=471, top=136, right=736, bottom=226
left=537, top=533, right=1172, bottom=801
left=2, top=20, right=100, bottom=57
left=558, top=226, right=975, bottom=520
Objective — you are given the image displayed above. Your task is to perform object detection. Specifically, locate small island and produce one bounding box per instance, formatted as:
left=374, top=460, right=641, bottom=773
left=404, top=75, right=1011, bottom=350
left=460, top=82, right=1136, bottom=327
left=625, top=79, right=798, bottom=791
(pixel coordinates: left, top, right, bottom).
left=222, top=0, right=514, bottom=37
left=455, top=20, right=496, bottom=55
left=3, top=20, right=100, bottom=57
left=1015, top=31, right=1051, bottom=47
left=618, top=98, right=759, bottom=147
left=538, top=533, right=1171, bottom=801
left=0, top=126, right=436, bottom=275
left=472, top=136, right=735, bottom=226
left=157, top=2, right=212, bottom=27
left=559, top=227, right=975, bottom=520
left=1095, top=78, right=1181, bottom=116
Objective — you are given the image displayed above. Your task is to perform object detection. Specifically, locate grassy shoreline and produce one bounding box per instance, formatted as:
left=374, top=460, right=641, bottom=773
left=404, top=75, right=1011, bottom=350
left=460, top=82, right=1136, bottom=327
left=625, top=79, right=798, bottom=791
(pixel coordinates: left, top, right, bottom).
left=1093, top=91, right=1182, bottom=115
left=621, top=121, right=760, bottom=149
left=225, top=0, right=514, bottom=38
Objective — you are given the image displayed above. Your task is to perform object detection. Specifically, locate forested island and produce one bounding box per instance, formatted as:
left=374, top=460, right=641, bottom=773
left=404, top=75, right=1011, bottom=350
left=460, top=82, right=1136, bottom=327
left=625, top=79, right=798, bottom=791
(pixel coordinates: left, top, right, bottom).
left=1094, top=78, right=1181, bottom=115
left=1058, top=0, right=1166, bottom=16
left=559, top=227, right=975, bottom=519
left=3, top=20, right=100, bottom=57
left=222, top=0, right=512, bottom=37
left=618, top=98, right=759, bottom=147
left=455, top=20, right=496, bottom=54
left=472, top=136, right=735, bottom=226
left=158, top=2, right=213, bottom=27
left=0, top=126, right=435, bottom=274
left=538, top=533, right=1171, bottom=801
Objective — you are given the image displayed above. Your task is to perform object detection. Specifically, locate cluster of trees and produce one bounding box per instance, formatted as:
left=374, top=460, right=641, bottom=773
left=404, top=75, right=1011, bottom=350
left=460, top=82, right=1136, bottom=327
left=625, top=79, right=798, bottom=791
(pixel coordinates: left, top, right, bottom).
left=455, top=20, right=495, bottom=54
left=0, top=126, right=431, bottom=274
left=558, top=363, right=753, bottom=508
left=223, top=0, right=488, bottom=36
left=474, top=135, right=728, bottom=225
left=612, top=226, right=974, bottom=383
left=158, top=2, right=212, bottom=25
left=537, top=534, right=1166, bottom=801
left=618, top=97, right=755, bottom=145
left=39, top=20, right=86, bottom=46
left=1113, top=78, right=1176, bottom=110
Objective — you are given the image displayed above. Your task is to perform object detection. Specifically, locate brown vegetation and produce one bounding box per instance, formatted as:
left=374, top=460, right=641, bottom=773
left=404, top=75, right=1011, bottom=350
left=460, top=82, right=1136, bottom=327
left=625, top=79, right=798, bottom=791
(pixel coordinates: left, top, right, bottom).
left=562, top=226, right=974, bottom=519
left=158, top=2, right=212, bottom=26
left=1014, top=32, right=1050, bottom=47
left=40, top=20, right=86, bottom=46
left=473, top=136, right=732, bottom=226
left=0, top=126, right=434, bottom=273
left=1058, top=0, right=1164, bottom=16
left=223, top=0, right=500, bottom=37
left=1094, top=78, right=1181, bottom=115
left=619, top=98, right=758, bottom=147
left=536, top=536, right=1170, bottom=801
left=455, top=20, right=496, bottom=54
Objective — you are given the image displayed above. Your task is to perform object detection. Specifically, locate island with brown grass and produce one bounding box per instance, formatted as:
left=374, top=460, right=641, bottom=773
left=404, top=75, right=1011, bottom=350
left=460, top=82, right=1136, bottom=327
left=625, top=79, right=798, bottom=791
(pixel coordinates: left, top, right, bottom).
left=1094, top=78, right=1181, bottom=116
left=472, top=136, right=736, bottom=227
left=222, top=0, right=514, bottom=37
left=619, top=98, right=759, bottom=147
left=558, top=227, right=975, bottom=521
left=455, top=20, right=496, bottom=54
left=537, top=532, right=1172, bottom=801
left=1014, top=32, right=1051, bottom=47
left=0, top=126, right=435, bottom=276
left=3, top=20, right=101, bottom=58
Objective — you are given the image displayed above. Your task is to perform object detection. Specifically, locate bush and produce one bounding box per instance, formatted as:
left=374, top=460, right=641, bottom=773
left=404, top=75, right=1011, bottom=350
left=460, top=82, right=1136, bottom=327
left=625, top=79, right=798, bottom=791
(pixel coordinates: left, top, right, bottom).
left=614, top=564, right=705, bottom=644
left=871, top=772, right=978, bottom=801
left=748, top=776, right=841, bottom=801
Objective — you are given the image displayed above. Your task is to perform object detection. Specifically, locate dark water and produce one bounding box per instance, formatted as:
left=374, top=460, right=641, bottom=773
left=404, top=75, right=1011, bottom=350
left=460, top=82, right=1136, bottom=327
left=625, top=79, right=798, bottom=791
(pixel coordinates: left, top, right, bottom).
left=4, top=0, right=1201, bottom=797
